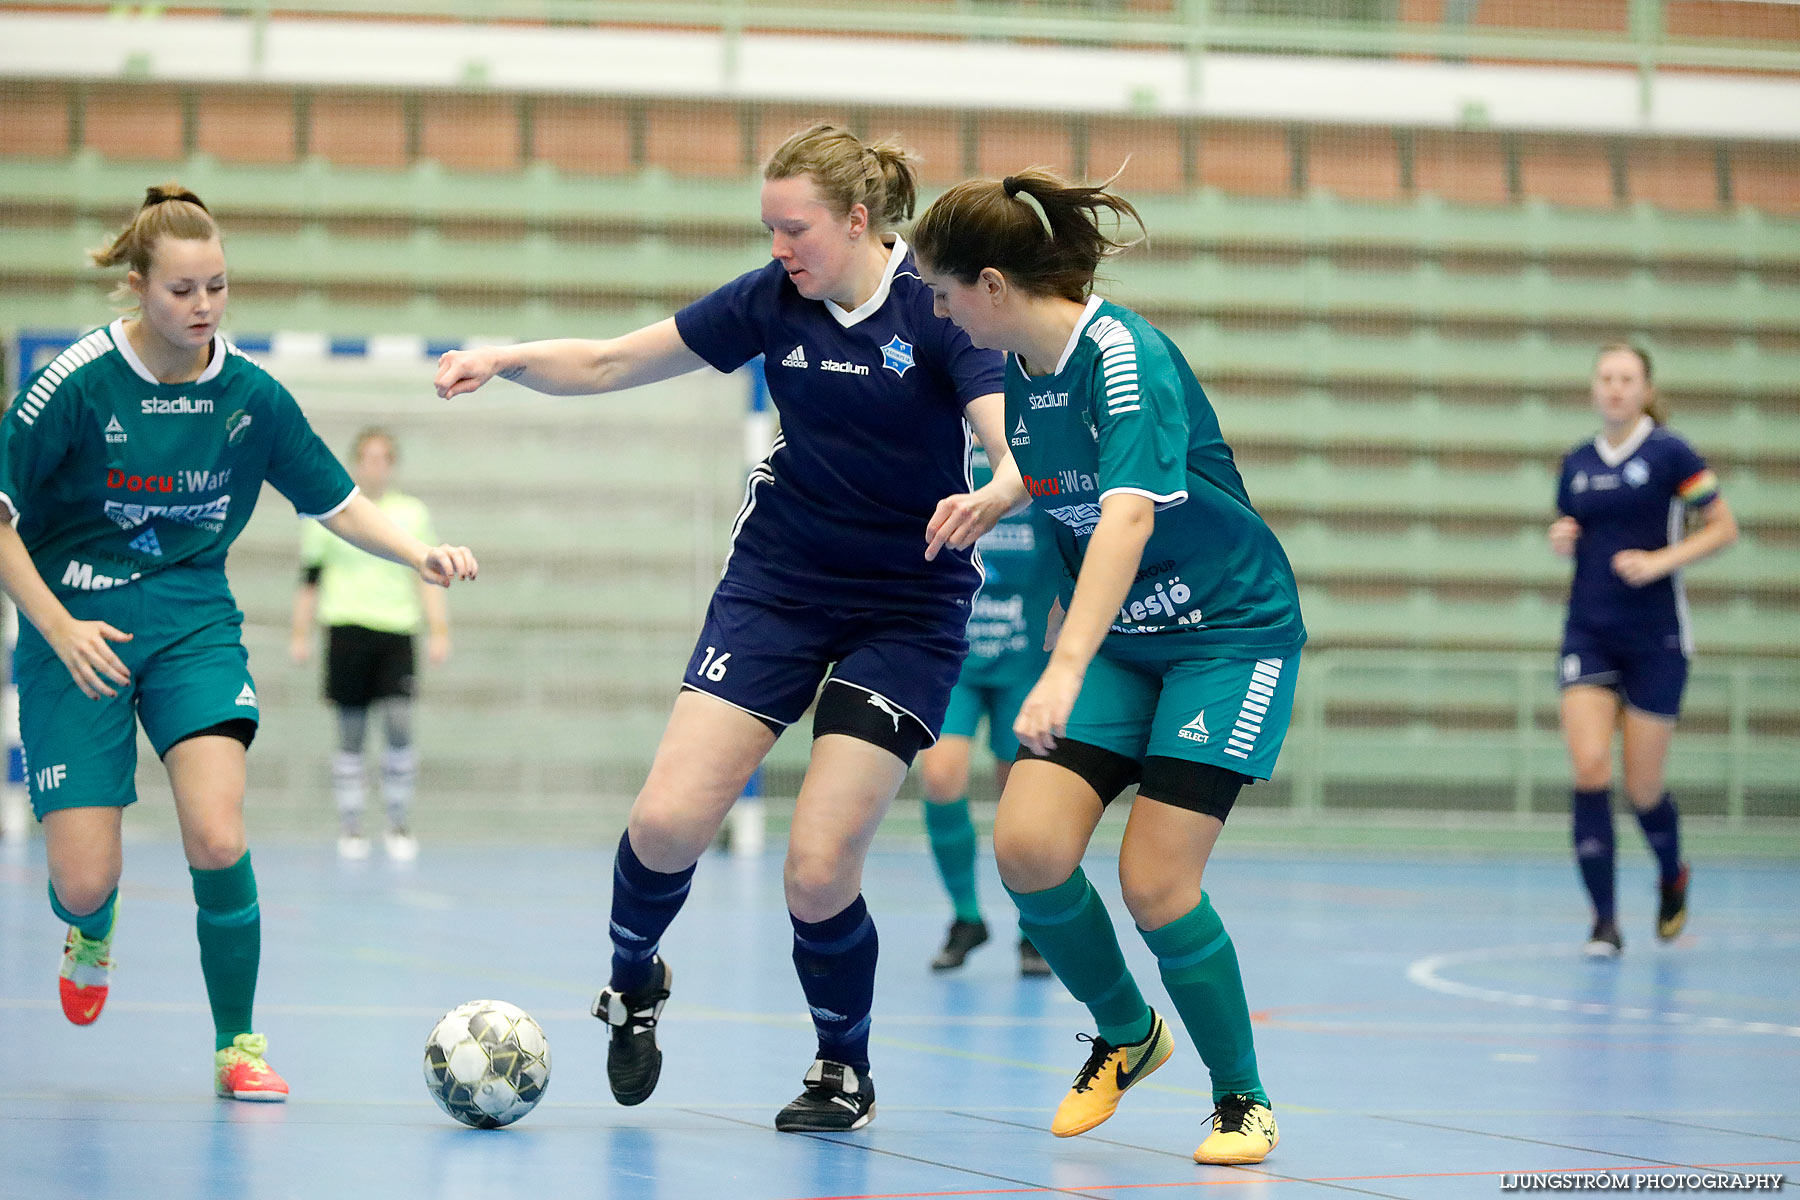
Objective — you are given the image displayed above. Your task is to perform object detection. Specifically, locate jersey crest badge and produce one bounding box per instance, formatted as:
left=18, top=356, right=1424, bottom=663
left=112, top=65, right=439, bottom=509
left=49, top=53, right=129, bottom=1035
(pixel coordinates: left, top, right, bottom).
left=225, top=409, right=253, bottom=446
left=880, top=335, right=915, bottom=378
left=1623, top=459, right=1649, bottom=488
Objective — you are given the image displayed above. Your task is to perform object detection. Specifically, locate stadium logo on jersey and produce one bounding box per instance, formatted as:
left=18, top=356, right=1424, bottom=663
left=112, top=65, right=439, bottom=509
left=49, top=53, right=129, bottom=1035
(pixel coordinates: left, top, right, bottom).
left=104, top=415, right=128, bottom=444
left=106, top=470, right=175, bottom=493
left=1571, top=471, right=1589, bottom=494
left=821, top=358, right=869, bottom=376
left=104, top=496, right=230, bottom=533
left=1623, top=458, right=1650, bottom=488
left=1010, top=416, right=1030, bottom=447
left=865, top=693, right=905, bottom=732
left=781, top=345, right=808, bottom=370
left=1178, top=711, right=1210, bottom=744
left=60, top=559, right=141, bottom=591
left=225, top=410, right=253, bottom=445
left=142, top=395, right=213, bottom=415
left=235, top=683, right=258, bottom=709
left=128, top=528, right=163, bottom=557
left=880, top=335, right=914, bottom=378
left=1025, top=389, right=1068, bottom=410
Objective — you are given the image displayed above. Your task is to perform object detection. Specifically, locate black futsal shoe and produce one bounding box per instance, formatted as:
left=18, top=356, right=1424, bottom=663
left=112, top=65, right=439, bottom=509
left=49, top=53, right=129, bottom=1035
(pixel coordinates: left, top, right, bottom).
left=1584, top=918, right=1623, bottom=959
left=1019, top=936, right=1053, bottom=977
left=930, top=918, right=990, bottom=971
left=592, top=956, right=672, bottom=1105
left=774, top=1059, right=876, bottom=1132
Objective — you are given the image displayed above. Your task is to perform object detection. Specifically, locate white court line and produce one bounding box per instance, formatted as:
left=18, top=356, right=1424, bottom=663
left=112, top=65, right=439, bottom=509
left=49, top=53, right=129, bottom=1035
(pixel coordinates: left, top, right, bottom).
left=1405, top=942, right=1800, bottom=1038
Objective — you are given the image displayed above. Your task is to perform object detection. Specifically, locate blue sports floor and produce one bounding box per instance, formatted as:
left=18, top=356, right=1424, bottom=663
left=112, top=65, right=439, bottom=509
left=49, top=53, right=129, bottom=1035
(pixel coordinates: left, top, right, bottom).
left=1, top=836, right=1796, bottom=1200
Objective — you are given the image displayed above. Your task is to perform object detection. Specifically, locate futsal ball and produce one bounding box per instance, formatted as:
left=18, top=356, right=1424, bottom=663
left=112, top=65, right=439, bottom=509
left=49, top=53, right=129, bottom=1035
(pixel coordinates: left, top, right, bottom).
left=423, top=999, right=551, bottom=1128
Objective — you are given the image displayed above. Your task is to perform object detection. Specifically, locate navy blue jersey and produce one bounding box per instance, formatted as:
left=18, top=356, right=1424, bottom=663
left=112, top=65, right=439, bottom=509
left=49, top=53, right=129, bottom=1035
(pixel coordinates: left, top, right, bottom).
left=1556, top=418, right=1719, bottom=654
left=675, top=235, right=1004, bottom=614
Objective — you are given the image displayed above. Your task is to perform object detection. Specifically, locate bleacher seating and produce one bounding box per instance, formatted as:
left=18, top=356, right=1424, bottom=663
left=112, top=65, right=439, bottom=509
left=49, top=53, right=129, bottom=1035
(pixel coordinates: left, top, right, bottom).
left=3, top=73, right=1794, bottom=822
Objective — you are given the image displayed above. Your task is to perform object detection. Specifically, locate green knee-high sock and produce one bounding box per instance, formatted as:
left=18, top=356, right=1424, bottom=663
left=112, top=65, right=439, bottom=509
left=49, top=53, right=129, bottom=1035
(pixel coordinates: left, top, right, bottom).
left=924, top=798, right=983, bottom=923
left=1140, top=892, right=1267, bottom=1104
left=1007, top=869, right=1152, bottom=1046
left=192, top=851, right=260, bottom=1052
left=49, top=883, right=117, bottom=941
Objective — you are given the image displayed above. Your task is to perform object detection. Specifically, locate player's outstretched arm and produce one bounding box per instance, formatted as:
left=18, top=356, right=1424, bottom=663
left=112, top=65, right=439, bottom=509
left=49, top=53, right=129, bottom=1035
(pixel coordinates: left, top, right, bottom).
left=0, top=517, right=131, bottom=698
left=434, top=319, right=707, bottom=399
left=320, top=494, right=479, bottom=588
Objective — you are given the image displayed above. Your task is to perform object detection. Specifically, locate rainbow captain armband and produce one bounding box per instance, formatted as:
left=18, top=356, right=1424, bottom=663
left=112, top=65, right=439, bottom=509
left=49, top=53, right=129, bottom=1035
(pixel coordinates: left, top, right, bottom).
left=1678, top=469, right=1719, bottom=508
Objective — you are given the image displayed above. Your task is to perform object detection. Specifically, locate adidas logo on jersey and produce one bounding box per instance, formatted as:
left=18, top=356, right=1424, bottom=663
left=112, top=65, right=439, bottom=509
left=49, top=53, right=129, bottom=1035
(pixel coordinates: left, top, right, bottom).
left=1177, top=710, right=1210, bottom=744
left=235, top=683, right=258, bottom=709
left=781, top=345, right=808, bottom=369
left=1010, top=416, right=1030, bottom=447
left=104, top=415, right=128, bottom=444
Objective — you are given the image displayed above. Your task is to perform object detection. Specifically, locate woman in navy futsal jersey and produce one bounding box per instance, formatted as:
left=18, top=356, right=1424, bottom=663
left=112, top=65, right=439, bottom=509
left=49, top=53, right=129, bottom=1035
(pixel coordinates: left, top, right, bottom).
left=1550, top=344, right=1737, bottom=957
left=434, top=124, right=1014, bottom=1132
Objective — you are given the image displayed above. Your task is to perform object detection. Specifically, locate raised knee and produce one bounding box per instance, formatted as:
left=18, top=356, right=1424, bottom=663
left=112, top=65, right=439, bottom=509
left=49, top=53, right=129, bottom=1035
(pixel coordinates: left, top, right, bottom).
left=993, top=826, right=1076, bottom=895
left=626, top=796, right=707, bottom=871
left=50, top=872, right=118, bottom=918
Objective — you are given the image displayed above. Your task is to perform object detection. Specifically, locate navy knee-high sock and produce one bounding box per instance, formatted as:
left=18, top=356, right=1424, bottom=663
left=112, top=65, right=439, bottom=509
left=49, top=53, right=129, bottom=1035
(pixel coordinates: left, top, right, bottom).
left=1635, top=793, right=1682, bottom=884
left=791, top=896, right=879, bottom=1074
left=609, top=831, right=696, bottom=995
left=1573, top=788, right=1616, bottom=922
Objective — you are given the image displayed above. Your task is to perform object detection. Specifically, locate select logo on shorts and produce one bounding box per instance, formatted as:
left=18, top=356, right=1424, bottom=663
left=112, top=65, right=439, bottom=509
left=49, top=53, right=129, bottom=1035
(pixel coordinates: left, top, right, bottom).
left=235, top=683, right=258, bottom=709
left=104, top=496, right=229, bottom=532
left=1177, top=711, right=1210, bottom=744
left=34, top=763, right=67, bottom=791
left=880, top=335, right=914, bottom=378
left=142, top=395, right=213, bottom=415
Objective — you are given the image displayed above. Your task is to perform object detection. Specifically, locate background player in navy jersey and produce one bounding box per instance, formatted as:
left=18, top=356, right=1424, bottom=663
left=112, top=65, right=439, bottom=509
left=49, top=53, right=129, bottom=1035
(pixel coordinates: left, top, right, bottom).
left=917, top=441, right=1056, bottom=976
left=0, top=183, right=477, bottom=1103
left=914, top=171, right=1305, bottom=1167
left=1550, top=343, right=1737, bottom=957
left=434, top=124, right=1016, bottom=1132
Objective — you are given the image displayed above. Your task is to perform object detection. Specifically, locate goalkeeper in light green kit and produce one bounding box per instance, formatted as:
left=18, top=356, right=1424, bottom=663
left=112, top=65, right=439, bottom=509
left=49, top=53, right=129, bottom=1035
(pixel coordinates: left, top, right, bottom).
left=292, top=428, right=449, bottom=862
left=915, top=169, right=1305, bottom=1166
left=0, top=183, right=477, bottom=1102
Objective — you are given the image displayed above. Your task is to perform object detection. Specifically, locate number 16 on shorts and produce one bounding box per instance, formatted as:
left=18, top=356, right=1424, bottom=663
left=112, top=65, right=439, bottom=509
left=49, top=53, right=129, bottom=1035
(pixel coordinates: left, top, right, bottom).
left=698, top=646, right=731, bottom=682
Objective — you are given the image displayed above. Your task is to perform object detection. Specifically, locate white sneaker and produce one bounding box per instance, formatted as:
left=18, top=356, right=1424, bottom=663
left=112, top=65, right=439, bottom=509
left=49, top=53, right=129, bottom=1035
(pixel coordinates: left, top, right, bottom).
left=337, top=834, right=371, bottom=860
left=384, top=831, right=419, bottom=862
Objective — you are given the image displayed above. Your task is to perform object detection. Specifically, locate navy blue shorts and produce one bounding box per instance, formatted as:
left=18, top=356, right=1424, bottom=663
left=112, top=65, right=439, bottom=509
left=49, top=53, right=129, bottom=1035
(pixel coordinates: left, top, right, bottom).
left=1558, top=624, right=1688, bottom=719
left=681, top=579, right=968, bottom=742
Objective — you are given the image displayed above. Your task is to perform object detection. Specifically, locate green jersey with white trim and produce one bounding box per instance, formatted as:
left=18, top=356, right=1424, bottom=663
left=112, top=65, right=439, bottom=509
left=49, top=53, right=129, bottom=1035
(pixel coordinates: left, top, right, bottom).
left=0, top=320, right=355, bottom=604
left=301, top=489, right=434, bottom=634
left=1006, top=299, right=1305, bottom=660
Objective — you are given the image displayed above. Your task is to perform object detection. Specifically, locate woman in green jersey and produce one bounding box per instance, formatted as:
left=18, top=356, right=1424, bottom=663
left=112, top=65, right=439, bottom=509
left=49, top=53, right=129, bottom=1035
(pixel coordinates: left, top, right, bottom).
left=0, top=183, right=477, bottom=1101
left=914, top=171, right=1305, bottom=1166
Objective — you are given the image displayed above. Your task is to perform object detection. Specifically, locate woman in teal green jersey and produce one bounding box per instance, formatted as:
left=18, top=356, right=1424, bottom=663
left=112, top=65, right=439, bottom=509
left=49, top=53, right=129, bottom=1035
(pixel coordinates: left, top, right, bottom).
left=914, top=171, right=1304, bottom=1166
left=0, top=183, right=477, bottom=1101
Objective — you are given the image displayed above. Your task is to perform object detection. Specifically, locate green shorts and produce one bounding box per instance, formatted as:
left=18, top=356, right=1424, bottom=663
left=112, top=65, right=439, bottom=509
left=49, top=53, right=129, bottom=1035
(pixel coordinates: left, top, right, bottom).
left=940, top=676, right=1037, bottom=761
left=1063, top=650, right=1299, bottom=781
left=18, top=582, right=259, bottom=818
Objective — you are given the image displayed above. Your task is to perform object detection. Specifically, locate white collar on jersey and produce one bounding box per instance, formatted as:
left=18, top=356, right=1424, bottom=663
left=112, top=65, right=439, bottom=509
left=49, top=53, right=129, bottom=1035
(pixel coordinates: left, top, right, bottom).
left=825, top=233, right=913, bottom=329
left=111, top=317, right=227, bottom=387
left=1593, top=415, right=1654, bottom=468
left=1043, top=295, right=1105, bottom=376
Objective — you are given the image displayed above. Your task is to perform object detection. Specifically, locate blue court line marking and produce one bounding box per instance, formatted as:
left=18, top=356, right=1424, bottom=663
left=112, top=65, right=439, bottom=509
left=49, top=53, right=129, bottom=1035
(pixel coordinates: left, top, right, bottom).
left=1404, top=943, right=1800, bottom=1037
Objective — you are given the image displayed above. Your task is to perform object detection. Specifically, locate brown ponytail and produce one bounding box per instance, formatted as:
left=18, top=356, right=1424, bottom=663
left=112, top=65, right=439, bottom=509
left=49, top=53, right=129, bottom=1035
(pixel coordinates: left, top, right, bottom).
left=911, top=167, right=1144, bottom=302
